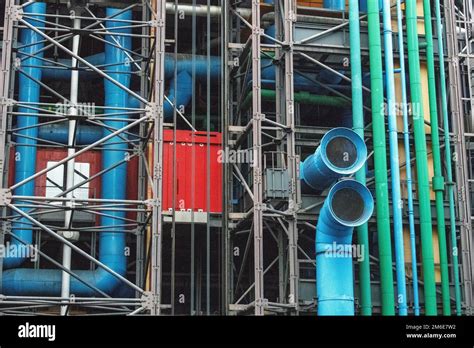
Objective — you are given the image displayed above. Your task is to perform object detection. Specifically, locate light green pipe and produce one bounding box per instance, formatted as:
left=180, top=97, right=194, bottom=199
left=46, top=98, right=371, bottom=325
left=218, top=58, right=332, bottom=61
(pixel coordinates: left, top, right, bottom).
left=405, top=0, right=438, bottom=316
left=434, top=0, right=462, bottom=315
left=241, top=89, right=350, bottom=110
left=349, top=0, right=371, bottom=316
left=367, top=0, right=395, bottom=315
left=422, top=0, right=451, bottom=316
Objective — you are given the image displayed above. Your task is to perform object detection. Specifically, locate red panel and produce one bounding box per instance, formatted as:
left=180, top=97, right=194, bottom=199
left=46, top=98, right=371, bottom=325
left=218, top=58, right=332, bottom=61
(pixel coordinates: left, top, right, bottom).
left=162, top=130, right=222, bottom=213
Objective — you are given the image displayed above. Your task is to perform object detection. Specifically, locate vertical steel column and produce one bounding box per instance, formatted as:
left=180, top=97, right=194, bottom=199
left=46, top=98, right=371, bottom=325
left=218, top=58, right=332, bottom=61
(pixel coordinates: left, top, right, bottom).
left=444, top=0, right=474, bottom=314
left=221, top=0, right=231, bottom=315
left=251, top=0, right=265, bottom=316
left=150, top=0, right=166, bottom=315
left=0, top=0, right=17, bottom=286
left=283, top=0, right=299, bottom=310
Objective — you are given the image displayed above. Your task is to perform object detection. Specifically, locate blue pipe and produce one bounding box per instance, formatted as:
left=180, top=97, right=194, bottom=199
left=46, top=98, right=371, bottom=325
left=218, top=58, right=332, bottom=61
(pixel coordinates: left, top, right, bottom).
left=40, top=53, right=104, bottom=80
left=324, top=0, right=345, bottom=11
left=396, top=0, right=419, bottom=315
left=39, top=53, right=221, bottom=81
left=300, top=127, right=367, bottom=192
left=382, top=0, right=407, bottom=315
left=38, top=124, right=103, bottom=145
left=164, top=71, right=193, bottom=119
left=3, top=3, right=46, bottom=269
left=2, top=8, right=132, bottom=295
left=316, top=179, right=374, bottom=315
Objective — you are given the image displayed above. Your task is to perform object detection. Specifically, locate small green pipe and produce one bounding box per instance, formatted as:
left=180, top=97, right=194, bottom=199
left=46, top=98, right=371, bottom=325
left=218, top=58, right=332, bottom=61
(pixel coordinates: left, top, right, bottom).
left=405, top=0, right=438, bottom=316
left=422, top=0, right=451, bottom=316
left=241, top=89, right=350, bottom=110
left=434, top=0, right=462, bottom=315
left=367, top=0, right=395, bottom=315
left=349, top=0, right=371, bottom=316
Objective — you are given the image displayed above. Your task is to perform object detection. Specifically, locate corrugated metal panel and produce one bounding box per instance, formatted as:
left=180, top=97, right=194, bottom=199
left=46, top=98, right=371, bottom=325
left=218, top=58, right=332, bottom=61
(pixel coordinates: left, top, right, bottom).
left=162, top=130, right=223, bottom=213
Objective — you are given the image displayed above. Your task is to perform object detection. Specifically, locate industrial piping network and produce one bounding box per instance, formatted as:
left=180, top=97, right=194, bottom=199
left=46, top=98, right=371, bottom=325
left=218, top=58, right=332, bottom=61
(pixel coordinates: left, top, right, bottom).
left=0, top=0, right=465, bottom=315
left=2, top=6, right=133, bottom=296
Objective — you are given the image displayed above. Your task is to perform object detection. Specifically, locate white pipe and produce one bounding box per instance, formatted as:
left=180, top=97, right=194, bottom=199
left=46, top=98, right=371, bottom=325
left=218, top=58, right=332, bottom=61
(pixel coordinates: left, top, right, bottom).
left=60, top=17, right=80, bottom=316
left=165, top=3, right=251, bottom=18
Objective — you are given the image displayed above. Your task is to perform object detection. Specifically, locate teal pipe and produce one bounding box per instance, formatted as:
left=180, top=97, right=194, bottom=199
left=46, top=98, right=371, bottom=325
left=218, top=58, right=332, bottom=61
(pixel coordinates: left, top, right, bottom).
left=367, top=0, right=395, bottom=315
left=316, top=180, right=374, bottom=315
left=349, top=0, right=372, bottom=316
left=382, top=0, right=407, bottom=315
left=396, top=0, right=420, bottom=316
left=434, top=0, right=462, bottom=315
left=405, top=0, right=438, bottom=316
left=422, top=0, right=451, bottom=315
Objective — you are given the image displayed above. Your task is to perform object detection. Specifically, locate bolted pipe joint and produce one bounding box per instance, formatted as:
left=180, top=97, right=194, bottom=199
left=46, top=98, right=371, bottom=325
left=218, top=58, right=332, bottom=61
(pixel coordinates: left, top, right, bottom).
left=301, top=127, right=367, bottom=193
left=316, top=179, right=374, bottom=315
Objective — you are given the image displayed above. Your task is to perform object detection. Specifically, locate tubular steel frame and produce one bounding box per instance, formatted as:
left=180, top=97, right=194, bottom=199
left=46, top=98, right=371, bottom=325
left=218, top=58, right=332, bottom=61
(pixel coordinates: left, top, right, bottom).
left=0, top=0, right=166, bottom=315
left=0, top=0, right=473, bottom=316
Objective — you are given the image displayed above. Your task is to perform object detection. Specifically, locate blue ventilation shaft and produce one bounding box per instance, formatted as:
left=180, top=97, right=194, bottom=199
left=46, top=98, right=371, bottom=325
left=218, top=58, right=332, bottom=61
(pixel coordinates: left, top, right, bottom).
left=2, top=8, right=133, bottom=295
left=3, top=3, right=46, bottom=269
left=300, top=127, right=367, bottom=192
left=316, top=180, right=374, bottom=315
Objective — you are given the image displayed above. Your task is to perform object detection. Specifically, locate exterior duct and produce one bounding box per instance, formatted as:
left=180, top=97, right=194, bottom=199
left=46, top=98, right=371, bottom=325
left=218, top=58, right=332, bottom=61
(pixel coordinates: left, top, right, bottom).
left=316, top=179, right=374, bottom=315
left=164, top=71, right=193, bottom=119
left=2, top=8, right=133, bottom=295
left=3, top=2, right=46, bottom=269
left=300, top=127, right=367, bottom=192
left=324, top=0, right=345, bottom=11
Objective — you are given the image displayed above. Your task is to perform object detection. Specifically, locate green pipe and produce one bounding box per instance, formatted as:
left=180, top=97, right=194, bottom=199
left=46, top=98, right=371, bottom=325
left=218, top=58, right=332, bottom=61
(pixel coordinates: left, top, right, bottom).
left=241, top=89, right=350, bottom=110
left=349, top=0, right=371, bottom=316
left=422, top=0, right=451, bottom=316
left=434, top=0, right=462, bottom=315
left=405, top=0, right=438, bottom=316
left=367, top=0, right=395, bottom=315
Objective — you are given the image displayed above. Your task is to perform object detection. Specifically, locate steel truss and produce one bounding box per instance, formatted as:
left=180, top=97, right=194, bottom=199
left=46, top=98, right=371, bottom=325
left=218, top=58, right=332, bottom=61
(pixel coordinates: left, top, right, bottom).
left=223, top=0, right=474, bottom=316
left=445, top=0, right=474, bottom=314
left=0, top=0, right=166, bottom=315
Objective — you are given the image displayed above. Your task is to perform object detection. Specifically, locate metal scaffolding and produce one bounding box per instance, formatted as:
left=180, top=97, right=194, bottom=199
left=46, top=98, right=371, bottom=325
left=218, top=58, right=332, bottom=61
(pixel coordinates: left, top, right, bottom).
left=446, top=0, right=474, bottom=314
left=0, top=0, right=165, bottom=315
left=0, top=0, right=473, bottom=316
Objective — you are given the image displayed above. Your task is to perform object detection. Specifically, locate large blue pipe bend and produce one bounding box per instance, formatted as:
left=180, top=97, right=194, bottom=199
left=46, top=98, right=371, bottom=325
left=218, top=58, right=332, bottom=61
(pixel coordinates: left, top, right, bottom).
left=316, top=179, right=374, bottom=315
left=2, top=7, right=132, bottom=296
left=3, top=2, right=46, bottom=269
left=300, top=127, right=367, bottom=192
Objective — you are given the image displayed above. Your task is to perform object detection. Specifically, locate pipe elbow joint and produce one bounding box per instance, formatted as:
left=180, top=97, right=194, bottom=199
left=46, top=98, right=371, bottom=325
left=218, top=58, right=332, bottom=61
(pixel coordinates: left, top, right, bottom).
left=301, top=127, right=367, bottom=192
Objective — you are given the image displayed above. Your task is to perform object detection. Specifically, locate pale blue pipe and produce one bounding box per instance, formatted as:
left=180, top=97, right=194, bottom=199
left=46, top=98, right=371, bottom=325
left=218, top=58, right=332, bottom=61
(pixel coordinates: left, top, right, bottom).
left=382, top=0, right=407, bottom=315
left=2, top=8, right=132, bottom=295
left=324, top=0, right=345, bottom=11
left=301, top=127, right=367, bottom=192
left=396, top=0, right=419, bottom=315
left=3, top=2, right=46, bottom=269
left=316, top=179, right=374, bottom=315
